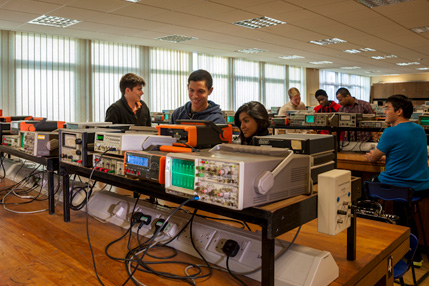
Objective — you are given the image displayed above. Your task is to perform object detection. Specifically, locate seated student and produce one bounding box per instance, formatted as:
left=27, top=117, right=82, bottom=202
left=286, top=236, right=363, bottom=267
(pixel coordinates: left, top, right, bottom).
left=336, top=87, right=375, bottom=142
left=105, top=73, right=151, bottom=126
left=278, top=87, right=306, bottom=116
left=170, top=69, right=226, bottom=124
left=364, top=94, right=429, bottom=266
left=314, top=89, right=341, bottom=113
left=234, top=101, right=270, bottom=145
left=313, top=89, right=341, bottom=135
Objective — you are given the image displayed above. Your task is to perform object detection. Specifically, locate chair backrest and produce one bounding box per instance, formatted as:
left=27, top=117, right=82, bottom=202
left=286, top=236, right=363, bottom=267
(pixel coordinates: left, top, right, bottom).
left=364, top=181, right=413, bottom=203
left=405, top=233, right=419, bottom=261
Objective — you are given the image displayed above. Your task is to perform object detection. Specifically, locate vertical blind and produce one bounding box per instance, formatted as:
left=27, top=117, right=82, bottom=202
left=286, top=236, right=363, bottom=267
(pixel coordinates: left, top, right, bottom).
left=15, top=32, right=77, bottom=121
left=1, top=29, right=345, bottom=121
left=91, top=40, right=141, bottom=122
left=149, top=48, right=190, bottom=113
left=193, top=53, right=230, bottom=111
left=265, top=63, right=286, bottom=110
left=320, top=70, right=371, bottom=102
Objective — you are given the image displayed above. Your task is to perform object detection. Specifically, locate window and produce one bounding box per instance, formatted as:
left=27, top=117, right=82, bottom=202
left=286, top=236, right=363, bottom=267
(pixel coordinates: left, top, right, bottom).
left=150, top=48, right=191, bottom=112
left=264, top=63, right=286, bottom=110
left=193, top=53, right=230, bottom=110
left=320, top=70, right=370, bottom=102
left=15, top=33, right=77, bottom=121
left=288, top=66, right=306, bottom=104
left=233, top=59, right=260, bottom=110
left=92, top=41, right=141, bottom=121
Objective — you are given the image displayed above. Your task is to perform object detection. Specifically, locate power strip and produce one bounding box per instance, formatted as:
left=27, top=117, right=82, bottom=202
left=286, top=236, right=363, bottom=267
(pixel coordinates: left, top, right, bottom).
left=87, top=191, right=339, bottom=285
left=340, top=141, right=377, bottom=152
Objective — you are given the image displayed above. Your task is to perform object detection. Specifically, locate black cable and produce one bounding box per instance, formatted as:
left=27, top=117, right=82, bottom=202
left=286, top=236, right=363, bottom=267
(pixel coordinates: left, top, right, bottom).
left=226, top=256, right=246, bottom=286
left=124, top=198, right=205, bottom=284
left=84, top=148, right=116, bottom=286
left=0, top=153, right=6, bottom=179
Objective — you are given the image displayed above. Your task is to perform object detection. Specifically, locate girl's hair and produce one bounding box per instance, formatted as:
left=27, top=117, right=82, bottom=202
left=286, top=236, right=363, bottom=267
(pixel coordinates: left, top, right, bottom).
left=234, top=101, right=270, bottom=144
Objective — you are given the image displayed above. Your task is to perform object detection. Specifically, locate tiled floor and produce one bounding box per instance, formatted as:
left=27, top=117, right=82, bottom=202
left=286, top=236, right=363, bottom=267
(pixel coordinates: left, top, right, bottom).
left=402, top=253, right=429, bottom=285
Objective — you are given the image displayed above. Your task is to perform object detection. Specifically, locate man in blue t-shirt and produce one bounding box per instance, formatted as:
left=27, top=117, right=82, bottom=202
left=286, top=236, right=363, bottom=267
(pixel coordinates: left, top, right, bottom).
left=365, top=94, right=429, bottom=266
left=364, top=95, right=429, bottom=192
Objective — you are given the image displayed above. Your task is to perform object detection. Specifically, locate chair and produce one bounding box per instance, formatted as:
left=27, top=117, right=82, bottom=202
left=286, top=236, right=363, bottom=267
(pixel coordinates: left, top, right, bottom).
left=364, top=182, right=429, bottom=262
left=394, top=233, right=418, bottom=286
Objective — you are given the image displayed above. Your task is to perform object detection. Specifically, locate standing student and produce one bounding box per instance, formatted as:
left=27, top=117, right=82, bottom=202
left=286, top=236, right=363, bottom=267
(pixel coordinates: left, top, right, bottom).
left=278, top=87, right=306, bottom=116
left=234, top=101, right=270, bottom=145
left=170, top=69, right=226, bottom=124
left=105, top=73, right=151, bottom=126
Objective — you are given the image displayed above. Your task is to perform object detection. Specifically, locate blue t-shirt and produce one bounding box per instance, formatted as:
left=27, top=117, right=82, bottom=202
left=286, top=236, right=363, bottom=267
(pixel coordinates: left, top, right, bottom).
left=377, top=122, right=429, bottom=192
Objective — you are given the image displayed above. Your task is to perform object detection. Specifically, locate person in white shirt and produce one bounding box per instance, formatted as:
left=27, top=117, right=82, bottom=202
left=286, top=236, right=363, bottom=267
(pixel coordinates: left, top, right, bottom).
left=278, top=87, right=306, bottom=116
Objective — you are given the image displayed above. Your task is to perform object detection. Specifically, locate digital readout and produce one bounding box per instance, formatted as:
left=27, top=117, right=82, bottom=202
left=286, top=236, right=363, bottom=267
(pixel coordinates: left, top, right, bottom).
left=127, top=155, right=149, bottom=167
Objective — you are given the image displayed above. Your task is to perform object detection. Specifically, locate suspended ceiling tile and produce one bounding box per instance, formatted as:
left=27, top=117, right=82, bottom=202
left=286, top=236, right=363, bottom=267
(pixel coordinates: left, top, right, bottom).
left=68, top=0, right=130, bottom=13
left=47, top=6, right=105, bottom=21
left=0, top=0, right=62, bottom=15
left=131, top=0, right=204, bottom=10
left=108, top=3, right=168, bottom=19
left=0, top=9, right=40, bottom=22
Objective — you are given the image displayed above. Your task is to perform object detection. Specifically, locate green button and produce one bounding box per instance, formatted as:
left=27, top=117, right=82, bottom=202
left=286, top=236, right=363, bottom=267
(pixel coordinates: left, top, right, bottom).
left=108, top=170, right=115, bottom=174
left=197, top=173, right=205, bottom=177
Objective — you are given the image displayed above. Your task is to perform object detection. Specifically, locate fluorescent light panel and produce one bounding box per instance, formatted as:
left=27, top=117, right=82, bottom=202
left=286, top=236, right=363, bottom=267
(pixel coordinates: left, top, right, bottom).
left=344, top=48, right=376, bottom=54
left=309, top=38, right=346, bottom=46
left=28, top=15, right=80, bottom=28
left=235, top=48, right=267, bottom=54
left=124, top=0, right=141, bottom=2
left=411, top=26, right=429, bottom=33
left=341, top=66, right=361, bottom=70
left=355, top=0, right=415, bottom=8
left=155, top=34, right=197, bottom=43
left=396, top=62, right=420, bottom=66
left=279, top=55, right=305, bottom=60
left=309, top=61, right=333, bottom=65
left=417, top=67, right=429, bottom=70
left=233, top=16, right=285, bottom=29
left=371, top=55, right=397, bottom=60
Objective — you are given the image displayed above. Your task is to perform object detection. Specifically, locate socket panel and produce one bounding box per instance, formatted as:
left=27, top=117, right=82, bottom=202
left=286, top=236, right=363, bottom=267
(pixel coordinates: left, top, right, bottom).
left=87, top=191, right=339, bottom=286
left=317, top=169, right=351, bottom=235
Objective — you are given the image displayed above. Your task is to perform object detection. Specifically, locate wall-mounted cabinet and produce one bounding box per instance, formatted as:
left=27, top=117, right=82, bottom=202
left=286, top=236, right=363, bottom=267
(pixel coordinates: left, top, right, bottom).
left=371, top=81, right=429, bottom=101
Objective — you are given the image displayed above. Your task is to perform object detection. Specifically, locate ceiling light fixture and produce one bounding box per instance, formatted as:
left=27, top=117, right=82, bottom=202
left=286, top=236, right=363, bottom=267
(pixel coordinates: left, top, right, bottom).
left=411, top=26, right=429, bottom=33
left=233, top=16, right=285, bottom=29
left=396, top=62, right=420, bottom=66
left=341, top=66, right=361, bottom=69
left=355, top=0, right=415, bottom=8
left=155, top=34, right=198, bottom=43
left=28, top=15, right=81, bottom=28
left=309, top=61, right=333, bottom=65
left=279, top=55, right=305, bottom=60
left=343, top=47, right=376, bottom=54
left=417, top=67, right=429, bottom=70
left=124, top=0, right=141, bottom=2
left=235, top=48, right=267, bottom=54
left=360, top=48, right=376, bottom=52
left=309, top=38, right=346, bottom=46
left=370, top=55, right=397, bottom=60
left=343, top=49, right=361, bottom=54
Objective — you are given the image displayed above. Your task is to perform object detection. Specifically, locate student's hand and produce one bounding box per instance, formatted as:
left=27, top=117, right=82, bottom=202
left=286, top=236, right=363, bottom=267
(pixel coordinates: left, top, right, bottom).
left=364, top=150, right=373, bottom=162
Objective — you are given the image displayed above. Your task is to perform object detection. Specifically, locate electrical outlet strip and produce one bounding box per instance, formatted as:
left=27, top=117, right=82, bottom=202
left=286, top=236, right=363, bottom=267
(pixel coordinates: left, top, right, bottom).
left=340, top=141, right=377, bottom=152
left=87, top=191, right=339, bottom=285
left=317, top=169, right=351, bottom=235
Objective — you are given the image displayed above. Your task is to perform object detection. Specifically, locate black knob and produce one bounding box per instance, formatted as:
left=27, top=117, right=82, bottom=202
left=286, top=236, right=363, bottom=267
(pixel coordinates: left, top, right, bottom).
left=75, top=139, right=82, bottom=144
left=76, top=150, right=81, bottom=155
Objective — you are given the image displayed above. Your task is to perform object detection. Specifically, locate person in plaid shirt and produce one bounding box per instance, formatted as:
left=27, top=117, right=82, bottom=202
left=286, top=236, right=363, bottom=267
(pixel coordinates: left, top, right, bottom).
left=336, top=87, right=375, bottom=142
